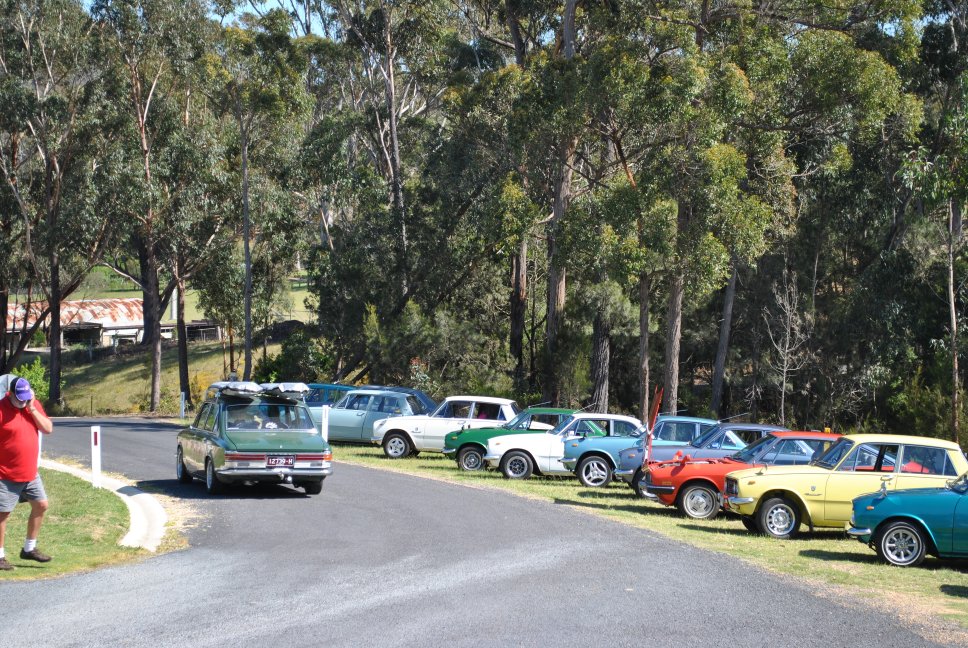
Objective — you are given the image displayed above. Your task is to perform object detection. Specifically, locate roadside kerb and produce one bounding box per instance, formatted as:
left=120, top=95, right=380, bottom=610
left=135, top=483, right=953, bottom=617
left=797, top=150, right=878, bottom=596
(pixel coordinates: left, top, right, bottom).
left=39, top=458, right=168, bottom=552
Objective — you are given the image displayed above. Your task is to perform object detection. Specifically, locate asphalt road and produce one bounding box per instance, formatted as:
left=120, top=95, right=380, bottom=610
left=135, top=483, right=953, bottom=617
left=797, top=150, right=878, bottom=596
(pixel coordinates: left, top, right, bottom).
left=0, top=417, right=950, bottom=647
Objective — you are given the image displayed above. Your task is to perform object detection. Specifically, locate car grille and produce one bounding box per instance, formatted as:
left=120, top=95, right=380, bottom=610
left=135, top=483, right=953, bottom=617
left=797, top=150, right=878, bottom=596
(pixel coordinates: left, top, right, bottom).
left=725, top=478, right=738, bottom=497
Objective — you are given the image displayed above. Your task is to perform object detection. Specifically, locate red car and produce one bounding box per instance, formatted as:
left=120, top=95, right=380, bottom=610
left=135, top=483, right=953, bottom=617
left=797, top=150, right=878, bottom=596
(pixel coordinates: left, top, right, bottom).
left=644, top=431, right=842, bottom=519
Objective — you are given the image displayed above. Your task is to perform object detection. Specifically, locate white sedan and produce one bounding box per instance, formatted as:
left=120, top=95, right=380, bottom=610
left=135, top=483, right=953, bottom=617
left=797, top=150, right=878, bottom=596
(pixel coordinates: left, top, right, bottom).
left=483, top=413, right=643, bottom=480
left=372, top=395, right=520, bottom=458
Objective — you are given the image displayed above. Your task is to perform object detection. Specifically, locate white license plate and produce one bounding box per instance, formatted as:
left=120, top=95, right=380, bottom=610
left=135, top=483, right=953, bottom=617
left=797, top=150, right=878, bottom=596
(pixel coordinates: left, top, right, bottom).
left=266, top=455, right=294, bottom=467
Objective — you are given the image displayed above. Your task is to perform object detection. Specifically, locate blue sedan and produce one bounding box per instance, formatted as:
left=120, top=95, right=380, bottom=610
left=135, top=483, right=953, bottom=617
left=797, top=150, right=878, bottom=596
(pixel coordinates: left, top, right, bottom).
left=848, top=472, right=968, bottom=567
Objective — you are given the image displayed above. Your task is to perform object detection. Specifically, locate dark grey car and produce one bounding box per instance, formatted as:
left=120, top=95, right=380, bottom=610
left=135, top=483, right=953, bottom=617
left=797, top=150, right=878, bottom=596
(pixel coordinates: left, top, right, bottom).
left=614, top=422, right=790, bottom=494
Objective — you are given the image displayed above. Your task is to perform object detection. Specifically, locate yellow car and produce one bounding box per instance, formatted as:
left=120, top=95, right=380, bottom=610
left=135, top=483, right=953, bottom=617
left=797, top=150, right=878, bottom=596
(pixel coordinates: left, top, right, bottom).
left=724, top=434, right=968, bottom=539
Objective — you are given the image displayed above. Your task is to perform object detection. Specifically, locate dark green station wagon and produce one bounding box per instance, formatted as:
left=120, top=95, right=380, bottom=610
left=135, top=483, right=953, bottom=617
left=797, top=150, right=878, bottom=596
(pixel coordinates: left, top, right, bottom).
left=176, top=381, right=333, bottom=495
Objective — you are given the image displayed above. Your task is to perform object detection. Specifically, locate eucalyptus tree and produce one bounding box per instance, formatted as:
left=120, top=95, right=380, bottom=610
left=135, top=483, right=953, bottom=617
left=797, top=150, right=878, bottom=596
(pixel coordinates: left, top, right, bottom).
left=93, top=0, right=210, bottom=410
left=0, top=0, right=122, bottom=399
left=205, top=6, right=311, bottom=379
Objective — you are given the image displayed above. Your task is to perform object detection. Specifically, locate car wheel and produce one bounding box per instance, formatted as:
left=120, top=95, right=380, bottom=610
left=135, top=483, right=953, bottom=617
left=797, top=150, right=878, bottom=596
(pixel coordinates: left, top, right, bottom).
left=383, top=433, right=412, bottom=459
left=457, top=446, right=485, bottom=471
left=501, top=451, right=533, bottom=480
left=875, top=520, right=927, bottom=567
left=301, top=480, right=324, bottom=495
left=741, top=516, right=761, bottom=534
left=577, top=455, right=613, bottom=487
left=176, top=446, right=193, bottom=484
left=205, top=458, right=224, bottom=495
left=757, top=497, right=800, bottom=539
left=631, top=468, right=649, bottom=498
left=677, top=484, right=720, bottom=520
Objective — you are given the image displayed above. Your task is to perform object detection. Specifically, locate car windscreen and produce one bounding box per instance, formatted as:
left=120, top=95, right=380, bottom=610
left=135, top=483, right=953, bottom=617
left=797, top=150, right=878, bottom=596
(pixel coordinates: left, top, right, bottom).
left=731, top=434, right=776, bottom=462
left=690, top=425, right=722, bottom=448
left=224, top=403, right=317, bottom=432
left=812, top=437, right=854, bottom=469
left=550, top=415, right=577, bottom=435
left=503, top=411, right=532, bottom=429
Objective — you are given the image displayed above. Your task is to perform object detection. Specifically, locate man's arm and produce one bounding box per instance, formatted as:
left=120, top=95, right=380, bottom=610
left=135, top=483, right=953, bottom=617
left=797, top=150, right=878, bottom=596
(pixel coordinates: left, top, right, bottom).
left=26, top=401, right=53, bottom=434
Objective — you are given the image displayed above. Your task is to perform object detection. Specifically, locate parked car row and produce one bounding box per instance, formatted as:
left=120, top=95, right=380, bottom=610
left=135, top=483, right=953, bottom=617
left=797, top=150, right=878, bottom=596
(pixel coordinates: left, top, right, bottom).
left=181, top=382, right=968, bottom=568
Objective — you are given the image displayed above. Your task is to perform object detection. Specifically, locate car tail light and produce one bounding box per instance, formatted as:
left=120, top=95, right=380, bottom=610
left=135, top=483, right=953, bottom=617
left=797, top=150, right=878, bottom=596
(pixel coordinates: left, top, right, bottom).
left=296, top=453, right=332, bottom=461
left=225, top=452, right=266, bottom=462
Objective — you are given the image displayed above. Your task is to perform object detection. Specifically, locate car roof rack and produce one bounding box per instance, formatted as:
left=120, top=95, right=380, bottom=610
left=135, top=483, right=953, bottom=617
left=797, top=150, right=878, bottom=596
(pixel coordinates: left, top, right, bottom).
left=206, top=381, right=266, bottom=400
left=260, top=382, right=311, bottom=400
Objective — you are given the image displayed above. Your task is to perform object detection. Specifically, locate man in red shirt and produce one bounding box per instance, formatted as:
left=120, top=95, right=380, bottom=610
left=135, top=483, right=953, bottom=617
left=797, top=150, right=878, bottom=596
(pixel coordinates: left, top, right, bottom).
left=0, top=377, right=54, bottom=571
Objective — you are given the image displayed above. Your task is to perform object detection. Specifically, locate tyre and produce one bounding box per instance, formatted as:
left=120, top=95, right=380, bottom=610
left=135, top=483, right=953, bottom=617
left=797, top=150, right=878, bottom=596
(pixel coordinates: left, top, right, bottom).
left=676, top=483, right=720, bottom=520
left=875, top=520, right=927, bottom=567
left=757, top=496, right=800, bottom=539
left=176, top=446, right=193, bottom=484
left=501, top=451, right=534, bottom=480
left=457, top=446, right=485, bottom=471
left=383, top=433, right=412, bottom=459
left=205, top=458, right=224, bottom=495
left=577, top=455, right=613, bottom=487
left=301, top=480, right=324, bottom=495
left=741, top=516, right=761, bottom=533
left=631, top=468, right=648, bottom=498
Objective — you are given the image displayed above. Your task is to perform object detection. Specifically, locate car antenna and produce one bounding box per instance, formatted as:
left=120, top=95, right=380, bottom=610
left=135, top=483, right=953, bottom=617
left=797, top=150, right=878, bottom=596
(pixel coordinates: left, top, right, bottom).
left=717, top=412, right=750, bottom=423
left=526, top=400, right=552, bottom=408
left=573, top=402, right=596, bottom=414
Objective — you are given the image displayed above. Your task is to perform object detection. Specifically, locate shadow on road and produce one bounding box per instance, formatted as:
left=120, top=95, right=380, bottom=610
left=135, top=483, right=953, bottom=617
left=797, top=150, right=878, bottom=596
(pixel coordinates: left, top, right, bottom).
left=135, top=478, right=312, bottom=501
left=552, top=497, right=661, bottom=515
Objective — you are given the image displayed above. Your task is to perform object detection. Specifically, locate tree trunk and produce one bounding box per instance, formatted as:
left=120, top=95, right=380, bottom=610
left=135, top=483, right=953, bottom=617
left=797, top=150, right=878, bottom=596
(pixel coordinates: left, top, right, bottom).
left=543, top=137, right=577, bottom=405
left=711, top=263, right=738, bottom=417
left=137, top=236, right=163, bottom=411
left=510, top=238, right=527, bottom=393
left=663, top=202, right=689, bottom=415
left=664, top=271, right=684, bottom=416
left=383, top=19, right=407, bottom=296
left=950, top=198, right=962, bottom=444
left=48, top=252, right=62, bottom=406
left=241, top=127, right=254, bottom=381
left=638, top=273, right=651, bottom=419
left=590, top=310, right=610, bottom=412
left=0, top=288, right=8, bottom=373
left=176, top=274, right=191, bottom=409
left=541, top=0, right=579, bottom=406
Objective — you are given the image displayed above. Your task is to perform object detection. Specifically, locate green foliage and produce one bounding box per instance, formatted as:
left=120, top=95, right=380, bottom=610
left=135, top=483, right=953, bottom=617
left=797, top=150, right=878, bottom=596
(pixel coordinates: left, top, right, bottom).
left=252, top=330, right=334, bottom=383
left=13, top=357, right=50, bottom=404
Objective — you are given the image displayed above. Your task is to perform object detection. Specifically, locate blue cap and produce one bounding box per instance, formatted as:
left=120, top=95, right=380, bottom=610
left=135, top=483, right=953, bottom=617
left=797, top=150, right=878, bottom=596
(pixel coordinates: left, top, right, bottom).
left=12, top=377, right=33, bottom=402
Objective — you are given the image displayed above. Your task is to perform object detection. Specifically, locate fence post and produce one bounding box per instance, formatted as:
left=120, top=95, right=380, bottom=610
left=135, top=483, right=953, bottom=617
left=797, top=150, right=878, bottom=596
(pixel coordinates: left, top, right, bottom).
left=91, top=426, right=102, bottom=489
left=180, top=392, right=186, bottom=420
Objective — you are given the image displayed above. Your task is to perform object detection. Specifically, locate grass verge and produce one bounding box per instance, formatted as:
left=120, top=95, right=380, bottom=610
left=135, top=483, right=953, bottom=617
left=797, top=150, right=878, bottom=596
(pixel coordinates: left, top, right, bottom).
left=333, top=443, right=968, bottom=644
left=0, top=468, right=142, bottom=580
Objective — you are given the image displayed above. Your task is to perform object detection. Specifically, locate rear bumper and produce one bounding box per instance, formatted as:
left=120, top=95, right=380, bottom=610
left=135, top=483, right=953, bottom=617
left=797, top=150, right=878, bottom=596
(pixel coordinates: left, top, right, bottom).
left=217, top=464, right=332, bottom=482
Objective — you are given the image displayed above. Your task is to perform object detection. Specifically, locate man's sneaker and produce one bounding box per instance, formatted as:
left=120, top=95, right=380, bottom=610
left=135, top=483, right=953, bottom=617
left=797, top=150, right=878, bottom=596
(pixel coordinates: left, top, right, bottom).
left=0, top=557, right=13, bottom=570
left=20, top=548, right=51, bottom=563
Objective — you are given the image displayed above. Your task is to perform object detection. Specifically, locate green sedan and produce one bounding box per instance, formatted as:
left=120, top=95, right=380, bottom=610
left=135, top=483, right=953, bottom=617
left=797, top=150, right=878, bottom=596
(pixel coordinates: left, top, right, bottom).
left=442, top=407, right=575, bottom=471
left=176, top=382, right=333, bottom=495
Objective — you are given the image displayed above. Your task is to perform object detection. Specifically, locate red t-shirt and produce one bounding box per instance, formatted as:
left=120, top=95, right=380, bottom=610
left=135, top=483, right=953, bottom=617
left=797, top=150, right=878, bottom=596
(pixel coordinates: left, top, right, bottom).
left=0, top=396, right=47, bottom=482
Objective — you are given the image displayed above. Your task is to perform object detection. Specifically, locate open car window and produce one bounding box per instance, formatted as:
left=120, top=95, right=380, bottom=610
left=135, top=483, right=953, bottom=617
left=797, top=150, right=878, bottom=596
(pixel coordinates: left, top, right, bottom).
left=838, top=443, right=898, bottom=472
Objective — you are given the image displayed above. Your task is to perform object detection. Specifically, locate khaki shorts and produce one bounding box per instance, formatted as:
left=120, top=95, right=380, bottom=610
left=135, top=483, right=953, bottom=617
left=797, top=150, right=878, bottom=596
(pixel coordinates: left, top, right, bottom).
left=0, top=477, right=48, bottom=513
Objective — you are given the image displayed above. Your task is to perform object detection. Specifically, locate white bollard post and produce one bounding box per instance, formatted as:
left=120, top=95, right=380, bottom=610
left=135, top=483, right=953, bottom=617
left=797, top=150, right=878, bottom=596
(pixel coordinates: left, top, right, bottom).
left=91, top=425, right=102, bottom=489
left=320, top=405, right=330, bottom=442
left=180, top=392, right=186, bottom=420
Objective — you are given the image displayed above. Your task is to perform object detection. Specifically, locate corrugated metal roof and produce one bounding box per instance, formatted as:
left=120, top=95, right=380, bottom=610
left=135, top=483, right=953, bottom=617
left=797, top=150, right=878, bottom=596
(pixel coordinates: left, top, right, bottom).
left=6, top=298, right=145, bottom=331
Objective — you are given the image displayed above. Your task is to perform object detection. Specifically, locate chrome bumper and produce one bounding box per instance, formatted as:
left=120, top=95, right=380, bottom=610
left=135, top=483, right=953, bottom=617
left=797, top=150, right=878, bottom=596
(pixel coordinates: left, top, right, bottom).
left=560, top=458, right=577, bottom=469
left=217, top=465, right=332, bottom=480
left=615, top=468, right=636, bottom=478
left=646, top=484, right=675, bottom=494
left=725, top=496, right=755, bottom=507
left=441, top=447, right=457, bottom=456
left=846, top=526, right=872, bottom=538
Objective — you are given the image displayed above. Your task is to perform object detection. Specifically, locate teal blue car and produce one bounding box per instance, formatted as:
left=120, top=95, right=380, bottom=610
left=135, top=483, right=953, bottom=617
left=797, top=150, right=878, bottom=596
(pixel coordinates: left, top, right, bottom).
left=848, top=470, right=968, bottom=567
